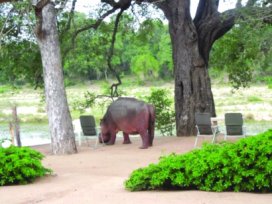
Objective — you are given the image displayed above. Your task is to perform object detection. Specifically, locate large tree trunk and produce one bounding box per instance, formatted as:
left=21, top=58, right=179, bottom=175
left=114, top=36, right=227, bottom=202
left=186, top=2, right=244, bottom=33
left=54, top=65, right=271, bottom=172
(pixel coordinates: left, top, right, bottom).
left=159, top=0, right=215, bottom=136
left=34, top=2, right=77, bottom=154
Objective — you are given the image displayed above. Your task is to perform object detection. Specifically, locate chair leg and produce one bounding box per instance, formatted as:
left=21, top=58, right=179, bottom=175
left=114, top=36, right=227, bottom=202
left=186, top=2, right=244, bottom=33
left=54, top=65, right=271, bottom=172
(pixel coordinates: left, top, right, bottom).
left=212, top=134, right=216, bottom=143
left=85, top=137, right=90, bottom=147
left=100, top=135, right=105, bottom=145
left=78, top=132, right=82, bottom=146
left=94, top=136, right=99, bottom=149
left=194, top=136, right=199, bottom=148
left=93, top=135, right=105, bottom=149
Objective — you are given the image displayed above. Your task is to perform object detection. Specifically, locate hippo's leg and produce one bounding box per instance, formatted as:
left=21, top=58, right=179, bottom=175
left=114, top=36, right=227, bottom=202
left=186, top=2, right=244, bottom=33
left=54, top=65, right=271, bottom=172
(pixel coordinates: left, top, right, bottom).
left=148, top=131, right=153, bottom=147
left=139, top=131, right=149, bottom=149
left=123, top=132, right=131, bottom=144
left=107, top=131, right=116, bottom=145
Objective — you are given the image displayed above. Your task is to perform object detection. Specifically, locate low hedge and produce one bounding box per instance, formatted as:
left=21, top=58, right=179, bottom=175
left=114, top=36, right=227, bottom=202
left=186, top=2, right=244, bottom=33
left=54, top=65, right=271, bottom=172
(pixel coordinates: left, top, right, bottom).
left=125, top=130, right=272, bottom=192
left=0, top=146, right=52, bottom=186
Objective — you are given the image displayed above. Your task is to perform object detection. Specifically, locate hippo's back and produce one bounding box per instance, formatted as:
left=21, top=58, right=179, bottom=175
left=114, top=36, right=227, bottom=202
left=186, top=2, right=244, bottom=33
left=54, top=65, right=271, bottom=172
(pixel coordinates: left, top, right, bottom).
left=107, top=97, right=147, bottom=121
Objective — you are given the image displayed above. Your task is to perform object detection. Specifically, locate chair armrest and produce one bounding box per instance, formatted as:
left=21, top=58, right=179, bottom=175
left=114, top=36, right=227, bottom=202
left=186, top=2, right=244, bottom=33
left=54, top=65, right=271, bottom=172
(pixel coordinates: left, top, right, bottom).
left=195, top=125, right=200, bottom=135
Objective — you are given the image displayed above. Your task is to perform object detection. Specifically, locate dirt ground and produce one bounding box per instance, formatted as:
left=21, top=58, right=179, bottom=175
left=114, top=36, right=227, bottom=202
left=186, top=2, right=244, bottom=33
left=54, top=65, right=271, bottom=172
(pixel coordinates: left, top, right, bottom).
left=1, top=136, right=271, bottom=204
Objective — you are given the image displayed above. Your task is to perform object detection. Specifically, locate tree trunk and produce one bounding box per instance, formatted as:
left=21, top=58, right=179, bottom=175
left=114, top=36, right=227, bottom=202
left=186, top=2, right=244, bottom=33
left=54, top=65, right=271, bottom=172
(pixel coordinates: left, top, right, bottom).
left=35, top=2, right=77, bottom=154
left=159, top=0, right=215, bottom=136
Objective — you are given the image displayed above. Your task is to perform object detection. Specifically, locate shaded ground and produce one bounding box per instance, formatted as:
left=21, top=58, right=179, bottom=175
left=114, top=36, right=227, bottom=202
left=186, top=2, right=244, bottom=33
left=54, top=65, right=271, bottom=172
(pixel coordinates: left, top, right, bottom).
left=1, top=136, right=271, bottom=204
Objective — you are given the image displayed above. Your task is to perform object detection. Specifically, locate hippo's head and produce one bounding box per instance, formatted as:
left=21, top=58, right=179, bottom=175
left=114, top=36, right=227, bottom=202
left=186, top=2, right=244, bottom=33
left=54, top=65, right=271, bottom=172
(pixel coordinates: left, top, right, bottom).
left=99, top=132, right=111, bottom=143
left=99, top=119, right=111, bottom=143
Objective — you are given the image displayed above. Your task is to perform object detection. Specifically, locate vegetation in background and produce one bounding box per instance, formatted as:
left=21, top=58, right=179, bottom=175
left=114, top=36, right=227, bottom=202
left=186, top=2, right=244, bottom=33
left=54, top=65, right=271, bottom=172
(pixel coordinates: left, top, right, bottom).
left=72, top=91, right=97, bottom=113
left=61, top=15, right=173, bottom=84
left=125, top=130, right=272, bottom=192
left=0, top=146, right=52, bottom=186
left=210, top=21, right=272, bottom=89
left=1, top=10, right=271, bottom=90
left=0, top=85, right=17, bottom=94
left=145, top=88, right=175, bottom=136
left=263, top=76, right=272, bottom=89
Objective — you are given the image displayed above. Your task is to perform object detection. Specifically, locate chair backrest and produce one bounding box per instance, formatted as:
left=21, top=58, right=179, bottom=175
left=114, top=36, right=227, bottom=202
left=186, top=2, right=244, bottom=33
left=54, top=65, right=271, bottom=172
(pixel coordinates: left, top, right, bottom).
left=195, top=112, right=213, bottom=134
left=225, top=113, right=243, bottom=135
left=79, top=115, right=97, bottom=136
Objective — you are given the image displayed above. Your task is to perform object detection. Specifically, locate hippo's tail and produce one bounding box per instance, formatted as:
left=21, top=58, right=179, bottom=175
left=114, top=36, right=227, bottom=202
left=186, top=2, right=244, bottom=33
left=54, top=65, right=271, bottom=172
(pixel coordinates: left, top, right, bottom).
left=148, top=104, right=155, bottom=146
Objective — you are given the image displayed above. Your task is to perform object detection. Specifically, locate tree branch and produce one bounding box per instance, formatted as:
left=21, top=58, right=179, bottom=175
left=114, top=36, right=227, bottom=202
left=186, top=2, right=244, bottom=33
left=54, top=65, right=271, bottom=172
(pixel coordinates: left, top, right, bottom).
left=102, top=0, right=133, bottom=10
left=0, top=0, right=13, bottom=3
left=62, top=7, right=117, bottom=60
left=59, top=0, right=77, bottom=42
left=193, top=0, right=271, bottom=66
left=194, top=0, right=219, bottom=26
left=195, top=8, right=236, bottom=65
left=246, top=0, right=258, bottom=7
left=55, top=0, right=69, bottom=11
left=0, top=7, right=14, bottom=40
left=32, top=0, right=51, bottom=39
left=101, top=0, right=132, bottom=97
left=107, top=9, right=124, bottom=98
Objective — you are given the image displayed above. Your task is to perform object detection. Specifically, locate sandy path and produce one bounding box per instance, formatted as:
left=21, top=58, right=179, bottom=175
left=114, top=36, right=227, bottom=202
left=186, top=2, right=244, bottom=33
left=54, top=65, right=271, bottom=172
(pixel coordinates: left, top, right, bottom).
left=1, top=136, right=271, bottom=204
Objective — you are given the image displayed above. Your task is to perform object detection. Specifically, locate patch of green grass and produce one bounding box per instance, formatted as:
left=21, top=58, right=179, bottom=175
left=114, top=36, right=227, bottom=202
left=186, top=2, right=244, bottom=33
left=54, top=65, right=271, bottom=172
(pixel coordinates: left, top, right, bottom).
left=0, top=85, right=19, bottom=94
left=20, top=115, right=48, bottom=123
left=247, top=96, right=263, bottom=103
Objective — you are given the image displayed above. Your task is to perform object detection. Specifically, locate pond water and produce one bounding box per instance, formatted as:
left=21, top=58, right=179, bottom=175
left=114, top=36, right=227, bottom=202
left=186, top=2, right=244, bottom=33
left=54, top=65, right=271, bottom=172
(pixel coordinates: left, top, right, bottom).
left=0, top=123, right=50, bottom=146
left=0, top=122, right=271, bottom=146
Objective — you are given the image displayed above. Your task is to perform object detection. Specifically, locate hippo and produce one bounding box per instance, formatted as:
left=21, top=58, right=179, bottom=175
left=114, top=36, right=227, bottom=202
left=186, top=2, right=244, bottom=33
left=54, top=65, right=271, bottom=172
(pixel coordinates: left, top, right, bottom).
left=99, top=97, right=155, bottom=149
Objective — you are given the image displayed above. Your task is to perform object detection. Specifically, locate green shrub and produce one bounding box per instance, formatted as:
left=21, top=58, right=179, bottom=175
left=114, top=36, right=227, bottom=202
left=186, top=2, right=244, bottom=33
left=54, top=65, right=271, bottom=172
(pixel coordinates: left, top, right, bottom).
left=265, top=77, right=272, bottom=89
left=125, top=130, right=272, bottom=192
left=0, top=146, right=52, bottom=186
left=72, top=91, right=96, bottom=113
left=145, top=88, right=175, bottom=136
left=64, top=78, right=76, bottom=87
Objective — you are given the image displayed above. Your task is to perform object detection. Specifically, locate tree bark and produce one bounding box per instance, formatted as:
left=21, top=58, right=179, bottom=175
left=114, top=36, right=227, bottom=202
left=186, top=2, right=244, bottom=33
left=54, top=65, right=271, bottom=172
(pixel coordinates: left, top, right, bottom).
left=158, top=0, right=215, bottom=136
left=34, top=2, right=77, bottom=154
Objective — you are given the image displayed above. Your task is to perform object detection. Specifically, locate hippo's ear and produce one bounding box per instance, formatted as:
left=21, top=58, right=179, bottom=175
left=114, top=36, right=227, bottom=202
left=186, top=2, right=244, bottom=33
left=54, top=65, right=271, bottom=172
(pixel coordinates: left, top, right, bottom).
left=100, top=118, right=105, bottom=125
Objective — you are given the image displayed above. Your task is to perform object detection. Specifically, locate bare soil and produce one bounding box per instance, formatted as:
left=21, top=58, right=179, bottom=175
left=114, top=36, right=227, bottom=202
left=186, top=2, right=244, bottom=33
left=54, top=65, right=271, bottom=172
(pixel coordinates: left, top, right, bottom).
left=1, top=136, right=271, bottom=204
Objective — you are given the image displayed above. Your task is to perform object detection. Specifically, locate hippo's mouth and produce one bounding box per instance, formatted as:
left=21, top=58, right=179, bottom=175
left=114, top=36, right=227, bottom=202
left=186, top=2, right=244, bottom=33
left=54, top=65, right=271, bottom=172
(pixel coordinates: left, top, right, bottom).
left=102, top=138, right=110, bottom=143
left=99, top=134, right=110, bottom=143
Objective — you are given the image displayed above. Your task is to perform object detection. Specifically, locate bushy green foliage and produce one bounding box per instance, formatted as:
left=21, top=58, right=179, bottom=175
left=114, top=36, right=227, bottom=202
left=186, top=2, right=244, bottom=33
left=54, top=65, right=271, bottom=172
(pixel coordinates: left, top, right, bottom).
left=145, top=88, right=175, bottom=136
left=72, top=91, right=96, bottom=113
left=0, top=146, right=52, bottom=186
left=125, top=130, right=272, bottom=192
left=264, top=77, right=272, bottom=89
left=210, top=22, right=272, bottom=89
left=131, top=52, right=160, bottom=79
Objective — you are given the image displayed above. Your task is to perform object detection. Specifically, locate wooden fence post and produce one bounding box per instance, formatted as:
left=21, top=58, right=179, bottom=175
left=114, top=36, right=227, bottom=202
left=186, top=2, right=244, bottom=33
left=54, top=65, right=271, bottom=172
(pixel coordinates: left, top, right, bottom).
left=12, top=106, right=21, bottom=147
left=9, top=122, right=15, bottom=145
